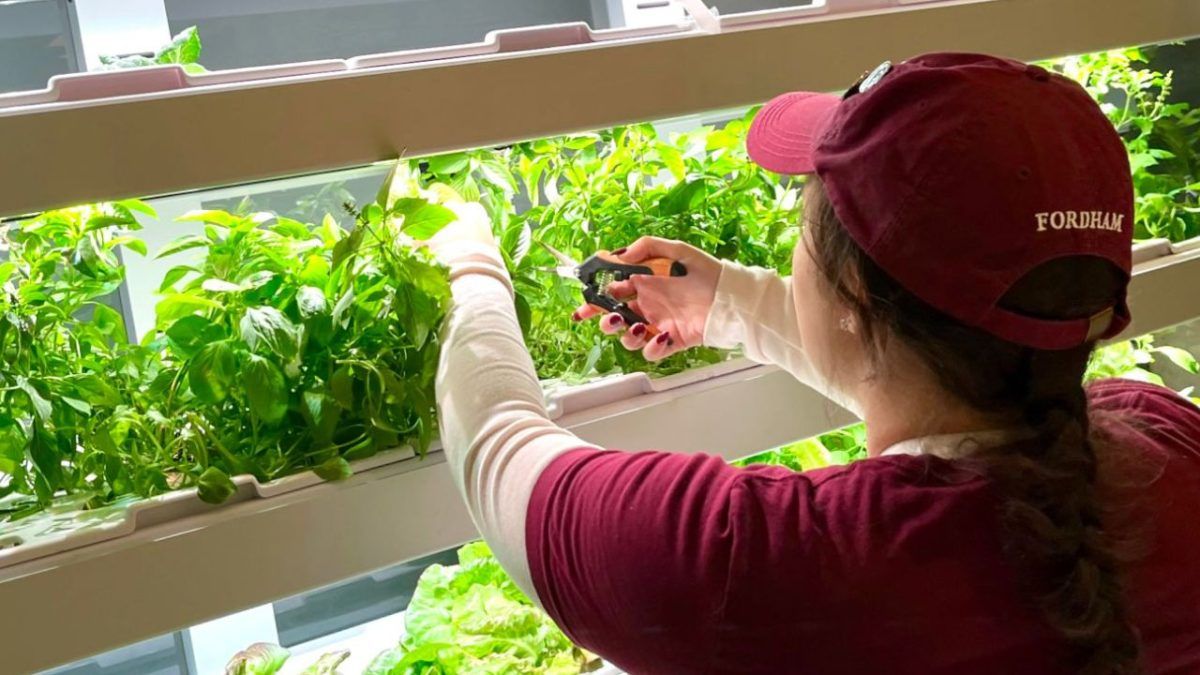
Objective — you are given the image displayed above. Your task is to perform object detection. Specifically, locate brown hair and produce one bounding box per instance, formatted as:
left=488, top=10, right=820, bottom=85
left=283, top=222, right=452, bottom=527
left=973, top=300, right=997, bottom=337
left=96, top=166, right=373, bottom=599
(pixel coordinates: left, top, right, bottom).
left=803, top=177, right=1141, bottom=674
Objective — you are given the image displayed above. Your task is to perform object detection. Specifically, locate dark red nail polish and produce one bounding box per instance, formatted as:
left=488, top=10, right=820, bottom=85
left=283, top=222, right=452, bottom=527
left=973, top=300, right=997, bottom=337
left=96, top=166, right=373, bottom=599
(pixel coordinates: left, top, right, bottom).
left=631, top=324, right=647, bottom=337
left=613, top=247, right=628, bottom=256
left=571, top=311, right=581, bottom=322
left=608, top=314, right=624, bottom=327
left=655, top=332, right=671, bottom=345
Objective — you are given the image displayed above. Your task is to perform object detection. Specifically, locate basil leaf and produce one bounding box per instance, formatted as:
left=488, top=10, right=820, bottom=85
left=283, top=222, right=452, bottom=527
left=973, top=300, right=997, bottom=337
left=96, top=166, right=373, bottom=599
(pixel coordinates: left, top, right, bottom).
left=296, top=286, right=327, bottom=319
left=196, top=466, right=236, bottom=504
left=166, top=315, right=223, bottom=360
left=313, top=456, right=352, bottom=482
left=239, top=307, right=300, bottom=359
left=244, top=355, right=288, bottom=425
left=189, top=342, right=236, bottom=404
left=392, top=199, right=457, bottom=240
left=15, top=377, right=51, bottom=421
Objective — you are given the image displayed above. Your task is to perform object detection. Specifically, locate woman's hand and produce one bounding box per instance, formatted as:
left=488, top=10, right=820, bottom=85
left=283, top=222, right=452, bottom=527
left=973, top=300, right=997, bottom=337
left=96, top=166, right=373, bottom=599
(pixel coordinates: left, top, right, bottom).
left=425, top=202, right=498, bottom=265
left=574, top=237, right=721, bottom=361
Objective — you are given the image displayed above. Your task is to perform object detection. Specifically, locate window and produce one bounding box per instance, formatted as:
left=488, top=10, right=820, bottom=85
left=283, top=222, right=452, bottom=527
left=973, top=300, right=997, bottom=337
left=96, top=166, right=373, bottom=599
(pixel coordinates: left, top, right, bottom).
left=39, top=548, right=461, bottom=675
left=712, top=0, right=817, bottom=15
left=1152, top=38, right=1200, bottom=105
left=707, top=0, right=819, bottom=24
left=273, top=548, right=458, bottom=647
left=164, top=0, right=649, bottom=71
left=1, top=0, right=691, bottom=98
left=0, top=0, right=78, bottom=94
left=43, top=633, right=185, bottom=675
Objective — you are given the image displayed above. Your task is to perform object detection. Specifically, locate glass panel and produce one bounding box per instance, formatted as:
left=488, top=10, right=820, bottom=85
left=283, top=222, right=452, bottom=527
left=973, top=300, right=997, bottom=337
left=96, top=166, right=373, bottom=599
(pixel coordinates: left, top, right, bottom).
left=164, top=0, right=642, bottom=71
left=1151, top=39, right=1200, bottom=113
left=273, top=548, right=458, bottom=647
left=712, top=0, right=818, bottom=19
left=0, top=0, right=78, bottom=94
left=43, top=633, right=184, bottom=675
left=716, top=0, right=816, bottom=12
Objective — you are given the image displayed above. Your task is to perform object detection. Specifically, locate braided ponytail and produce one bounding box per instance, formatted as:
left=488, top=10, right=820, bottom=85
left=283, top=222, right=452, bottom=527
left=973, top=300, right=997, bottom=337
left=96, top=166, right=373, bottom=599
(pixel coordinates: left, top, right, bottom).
left=804, top=178, right=1142, bottom=673
left=988, top=350, right=1141, bottom=674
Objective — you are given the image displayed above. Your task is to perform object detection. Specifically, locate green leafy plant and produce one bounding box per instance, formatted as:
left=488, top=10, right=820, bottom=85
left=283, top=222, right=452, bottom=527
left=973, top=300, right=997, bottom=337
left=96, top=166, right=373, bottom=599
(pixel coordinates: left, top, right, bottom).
left=225, top=643, right=291, bottom=675
left=224, top=642, right=350, bottom=675
left=149, top=165, right=452, bottom=496
left=1087, top=334, right=1200, bottom=399
left=222, top=543, right=596, bottom=674
left=366, top=541, right=598, bottom=675
left=99, top=26, right=207, bottom=74
left=422, top=112, right=802, bottom=381
left=734, top=424, right=868, bottom=472
left=0, top=201, right=159, bottom=518
left=303, top=651, right=353, bottom=675
left=1, top=168, right=454, bottom=518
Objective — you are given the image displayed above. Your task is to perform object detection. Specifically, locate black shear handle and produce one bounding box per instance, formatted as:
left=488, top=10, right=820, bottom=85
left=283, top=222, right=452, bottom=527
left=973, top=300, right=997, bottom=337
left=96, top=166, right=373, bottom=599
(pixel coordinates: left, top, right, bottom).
left=583, top=286, right=647, bottom=326
left=578, top=251, right=688, bottom=327
left=577, top=254, right=687, bottom=282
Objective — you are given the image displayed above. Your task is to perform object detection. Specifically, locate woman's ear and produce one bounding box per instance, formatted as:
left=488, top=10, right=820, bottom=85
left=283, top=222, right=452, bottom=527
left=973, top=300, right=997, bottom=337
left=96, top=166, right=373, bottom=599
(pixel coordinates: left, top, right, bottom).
left=839, top=259, right=871, bottom=309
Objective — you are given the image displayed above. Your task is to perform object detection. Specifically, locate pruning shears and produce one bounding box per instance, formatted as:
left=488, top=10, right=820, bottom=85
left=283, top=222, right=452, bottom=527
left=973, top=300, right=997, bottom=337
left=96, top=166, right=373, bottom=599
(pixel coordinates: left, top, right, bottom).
left=540, top=242, right=687, bottom=327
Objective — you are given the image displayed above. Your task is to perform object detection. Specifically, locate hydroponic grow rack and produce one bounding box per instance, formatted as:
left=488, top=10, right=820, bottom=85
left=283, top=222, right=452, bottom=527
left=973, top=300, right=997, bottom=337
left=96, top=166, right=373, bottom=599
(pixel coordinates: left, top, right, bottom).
left=2, top=0, right=1199, bottom=672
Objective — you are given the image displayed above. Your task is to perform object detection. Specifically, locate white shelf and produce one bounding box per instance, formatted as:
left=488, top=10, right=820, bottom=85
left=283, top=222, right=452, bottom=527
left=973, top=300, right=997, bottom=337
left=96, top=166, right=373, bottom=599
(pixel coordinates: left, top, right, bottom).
left=3, top=243, right=1200, bottom=672
left=1, top=0, right=1198, bottom=217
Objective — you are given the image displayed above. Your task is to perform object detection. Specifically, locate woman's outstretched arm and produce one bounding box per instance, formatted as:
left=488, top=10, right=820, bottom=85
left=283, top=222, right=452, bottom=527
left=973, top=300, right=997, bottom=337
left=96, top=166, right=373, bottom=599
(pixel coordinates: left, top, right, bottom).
left=432, top=204, right=599, bottom=601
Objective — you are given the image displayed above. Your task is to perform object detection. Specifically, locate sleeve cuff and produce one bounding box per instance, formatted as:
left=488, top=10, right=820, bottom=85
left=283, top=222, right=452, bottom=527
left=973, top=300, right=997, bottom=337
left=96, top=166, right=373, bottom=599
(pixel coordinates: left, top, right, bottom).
left=703, top=260, right=775, bottom=349
left=438, top=241, right=514, bottom=297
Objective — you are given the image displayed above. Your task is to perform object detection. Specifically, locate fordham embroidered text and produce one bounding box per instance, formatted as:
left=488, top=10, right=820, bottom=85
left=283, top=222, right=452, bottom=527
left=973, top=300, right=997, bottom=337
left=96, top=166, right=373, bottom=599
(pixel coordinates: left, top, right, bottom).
left=1035, top=211, right=1124, bottom=233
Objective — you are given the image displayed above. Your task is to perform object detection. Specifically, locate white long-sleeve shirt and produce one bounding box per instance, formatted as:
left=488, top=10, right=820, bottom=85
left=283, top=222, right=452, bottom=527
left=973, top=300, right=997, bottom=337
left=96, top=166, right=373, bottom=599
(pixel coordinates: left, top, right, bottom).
left=434, top=242, right=838, bottom=599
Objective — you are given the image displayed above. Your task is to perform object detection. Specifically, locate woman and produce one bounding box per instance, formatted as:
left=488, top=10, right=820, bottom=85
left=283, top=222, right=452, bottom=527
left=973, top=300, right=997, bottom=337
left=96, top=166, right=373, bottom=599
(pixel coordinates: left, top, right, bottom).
left=430, top=53, right=1200, bottom=674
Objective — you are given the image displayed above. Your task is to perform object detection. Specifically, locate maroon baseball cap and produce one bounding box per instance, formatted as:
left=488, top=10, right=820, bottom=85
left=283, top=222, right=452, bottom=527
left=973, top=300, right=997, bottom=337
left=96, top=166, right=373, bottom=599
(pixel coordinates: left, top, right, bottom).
left=747, top=52, right=1134, bottom=350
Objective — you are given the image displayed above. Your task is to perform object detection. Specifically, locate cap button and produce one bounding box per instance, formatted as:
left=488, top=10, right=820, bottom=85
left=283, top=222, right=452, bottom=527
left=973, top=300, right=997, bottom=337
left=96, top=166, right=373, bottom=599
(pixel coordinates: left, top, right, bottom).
left=860, top=61, right=893, bottom=92
left=1024, top=64, right=1051, bottom=82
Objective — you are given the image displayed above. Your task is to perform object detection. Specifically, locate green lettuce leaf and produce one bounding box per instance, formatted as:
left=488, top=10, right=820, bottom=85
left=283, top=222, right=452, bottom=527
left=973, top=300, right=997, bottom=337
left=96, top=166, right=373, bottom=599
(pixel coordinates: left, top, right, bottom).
left=389, top=542, right=592, bottom=674
left=224, top=642, right=289, bottom=675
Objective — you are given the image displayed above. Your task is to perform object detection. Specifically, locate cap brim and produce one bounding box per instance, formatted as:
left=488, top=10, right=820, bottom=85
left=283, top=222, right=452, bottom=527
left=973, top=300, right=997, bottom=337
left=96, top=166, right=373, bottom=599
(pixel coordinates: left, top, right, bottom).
left=747, top=91, right=841, bottom=175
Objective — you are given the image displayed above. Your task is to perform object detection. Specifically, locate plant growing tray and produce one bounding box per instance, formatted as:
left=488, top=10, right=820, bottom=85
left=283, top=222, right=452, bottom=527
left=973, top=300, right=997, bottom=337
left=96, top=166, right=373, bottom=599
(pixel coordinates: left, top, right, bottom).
left=0, top=22, right=691, bottom=110
left=0, top=445, right=418, bottom=570
left=0, top=357, right=754, bottom=571
left=544, top=356, right=757, bottom=419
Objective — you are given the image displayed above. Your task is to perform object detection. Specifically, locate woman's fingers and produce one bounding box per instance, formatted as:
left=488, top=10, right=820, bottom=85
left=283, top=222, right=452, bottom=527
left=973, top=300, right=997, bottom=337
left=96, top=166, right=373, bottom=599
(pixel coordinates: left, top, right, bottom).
left=641, top=330, right=679, bottom=362
left=571, top=304, right=605, bottom=322
left=605, top=278, right=635, bottom=299
left=598, top=313, right=626, bottom=335
left=571, top=237, right=714, bottom=360
left=621, top=236, right=693, bottom=264
left=621, top=323, right=650, bottom=350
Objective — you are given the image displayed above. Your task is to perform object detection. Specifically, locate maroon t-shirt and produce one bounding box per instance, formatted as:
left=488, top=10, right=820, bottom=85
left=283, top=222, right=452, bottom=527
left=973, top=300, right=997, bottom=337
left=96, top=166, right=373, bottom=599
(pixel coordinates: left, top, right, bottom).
left=525, top=380, right=1200, bottom=674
